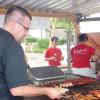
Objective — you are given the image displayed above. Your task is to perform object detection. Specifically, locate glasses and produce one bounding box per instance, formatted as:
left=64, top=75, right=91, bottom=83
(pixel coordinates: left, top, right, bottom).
left=16, top=20, right=30, bottom=31
left=53, top=40, right=58, bottom=42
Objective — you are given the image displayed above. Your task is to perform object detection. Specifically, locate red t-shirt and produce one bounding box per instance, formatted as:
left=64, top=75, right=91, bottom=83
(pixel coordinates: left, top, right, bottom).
left=71, top=44, right=95, bottom=68
left=45, top=47, right=62, bottom=66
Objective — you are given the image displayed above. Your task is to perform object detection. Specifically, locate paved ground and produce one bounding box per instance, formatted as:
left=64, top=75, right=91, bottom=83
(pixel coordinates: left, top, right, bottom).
left=26, top=53, right=67, bottom=67
left=26, top=53, right=96, bottom=78
left=26, top=53, right=48, bottom=67
left=26, top=52, right=96, bottom=72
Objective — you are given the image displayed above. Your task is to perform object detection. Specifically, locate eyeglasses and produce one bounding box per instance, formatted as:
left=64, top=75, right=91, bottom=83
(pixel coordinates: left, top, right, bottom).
left=53, top=40, right=58, bottom=42
left=16, top=20, right=30, bottom=31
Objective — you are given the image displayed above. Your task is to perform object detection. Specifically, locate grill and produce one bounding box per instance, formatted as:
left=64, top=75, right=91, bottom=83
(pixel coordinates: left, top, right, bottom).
left=27, top=66, right=65, bottom=86
left=60, top=81, right=100, bottom=100
left=24, top=71, right=100, bottom=100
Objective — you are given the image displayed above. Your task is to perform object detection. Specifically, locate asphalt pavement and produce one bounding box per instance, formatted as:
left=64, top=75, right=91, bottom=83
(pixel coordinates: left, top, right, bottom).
left=26, top=53, right=48, bottom=67
left=26, top=53, right=67, bottom=67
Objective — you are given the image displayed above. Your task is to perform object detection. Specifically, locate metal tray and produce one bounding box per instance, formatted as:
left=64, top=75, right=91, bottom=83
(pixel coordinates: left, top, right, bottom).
left=27, top=66, right=65, bottom=86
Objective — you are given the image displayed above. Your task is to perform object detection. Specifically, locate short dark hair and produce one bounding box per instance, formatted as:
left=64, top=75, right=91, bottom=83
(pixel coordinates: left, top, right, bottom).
left=51, top=36, right=58, bottom=41
left=4, top=5, right=32, bottom=23
left=79, top=34, right=88, bottom=42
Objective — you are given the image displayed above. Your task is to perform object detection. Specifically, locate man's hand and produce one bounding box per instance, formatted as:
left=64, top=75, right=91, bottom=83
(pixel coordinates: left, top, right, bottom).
left=45, top=87, right=61, bottom=99
left=50, top=56, right=57, bottom=61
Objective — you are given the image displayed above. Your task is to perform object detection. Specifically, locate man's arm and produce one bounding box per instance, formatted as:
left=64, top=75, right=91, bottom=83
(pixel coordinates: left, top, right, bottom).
left=45, top=56, right=57, bottom=61
left=91, top=51, right=100, bottom=61
left=10, top=84, right=62, bottom=99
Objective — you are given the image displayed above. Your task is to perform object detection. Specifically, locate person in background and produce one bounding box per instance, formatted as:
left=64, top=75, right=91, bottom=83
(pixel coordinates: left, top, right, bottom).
left=96, top=71, right=100, bottom=80
left=95, top=58, right=100, bottom=80
left=71, top=33, right=98, bottom=78
left=0, top=5, right=64, bottom=100
left=45, top=36, right=64, bottom=67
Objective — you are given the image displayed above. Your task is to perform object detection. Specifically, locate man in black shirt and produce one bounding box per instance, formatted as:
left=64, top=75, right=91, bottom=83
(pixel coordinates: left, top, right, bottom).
left=0, top=5, right=62, bottom=100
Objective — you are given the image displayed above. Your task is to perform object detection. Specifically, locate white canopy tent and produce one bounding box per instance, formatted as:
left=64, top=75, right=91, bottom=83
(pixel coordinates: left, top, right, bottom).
left=0, top=0, right=100, bottom=17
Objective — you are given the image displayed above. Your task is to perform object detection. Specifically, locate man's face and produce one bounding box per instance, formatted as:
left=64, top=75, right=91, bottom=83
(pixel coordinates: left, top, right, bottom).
left=52, top=39, right=59, bottom=47
left=14, top=16, right=31, bottom=42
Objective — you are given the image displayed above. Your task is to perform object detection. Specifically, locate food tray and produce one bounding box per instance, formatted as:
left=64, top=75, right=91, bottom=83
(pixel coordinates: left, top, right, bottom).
left=27, top=66, right=65, bottom=86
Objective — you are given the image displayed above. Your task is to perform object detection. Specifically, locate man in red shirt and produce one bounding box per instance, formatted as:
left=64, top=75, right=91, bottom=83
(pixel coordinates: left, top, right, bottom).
left=45, top=36, right=63, bottom=67
left=71, top=34, right=96, bottom=78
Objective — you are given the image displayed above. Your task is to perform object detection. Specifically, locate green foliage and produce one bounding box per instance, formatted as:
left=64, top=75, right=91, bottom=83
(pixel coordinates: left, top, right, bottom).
left=32, top=39, right=49, bottom=53
left=24, top=36, right=37, bottom=43
left=56, top=19, right=74, bottom=30
left=51, top=18, right=74, bottom=30
left=38, top=39, right=49, bottom=48
left=59, top=39, right=67, bottom=45
left=33, top=48, right=45, bottom=53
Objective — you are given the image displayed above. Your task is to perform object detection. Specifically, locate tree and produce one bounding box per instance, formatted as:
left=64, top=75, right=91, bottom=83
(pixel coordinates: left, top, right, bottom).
left=50, top=18, right=74, bottom=70
left=49, top=18, right=74, bottom=47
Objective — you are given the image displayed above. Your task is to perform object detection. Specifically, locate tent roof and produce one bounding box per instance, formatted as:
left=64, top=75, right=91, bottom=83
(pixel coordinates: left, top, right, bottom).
left=0, top=0, right=100, bottom=17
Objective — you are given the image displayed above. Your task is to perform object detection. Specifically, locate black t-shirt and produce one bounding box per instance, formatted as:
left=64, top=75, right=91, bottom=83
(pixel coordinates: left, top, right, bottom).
left=0, top=28, right=29, bottom=100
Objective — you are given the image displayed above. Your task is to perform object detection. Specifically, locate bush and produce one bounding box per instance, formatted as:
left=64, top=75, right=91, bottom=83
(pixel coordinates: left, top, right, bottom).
left=25, top=37, right=37, bottom=43
left=32, top=39, right=49, bottom=53
left=33, top=48, right=45, bottom=53
left=38, top=39, right=49, bottom=48
left=59, top=39, right=66, bottom=45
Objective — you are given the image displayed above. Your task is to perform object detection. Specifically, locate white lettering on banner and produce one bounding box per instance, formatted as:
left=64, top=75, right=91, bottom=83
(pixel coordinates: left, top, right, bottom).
left=74, top=48, right=87, bottom=55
